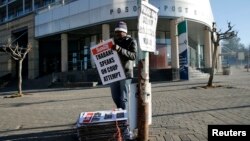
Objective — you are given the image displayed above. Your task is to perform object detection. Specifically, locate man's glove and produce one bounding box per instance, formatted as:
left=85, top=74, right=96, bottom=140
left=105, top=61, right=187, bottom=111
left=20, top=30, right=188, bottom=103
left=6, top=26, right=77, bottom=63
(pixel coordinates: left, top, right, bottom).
left=112, top=45, right=121, bottom=52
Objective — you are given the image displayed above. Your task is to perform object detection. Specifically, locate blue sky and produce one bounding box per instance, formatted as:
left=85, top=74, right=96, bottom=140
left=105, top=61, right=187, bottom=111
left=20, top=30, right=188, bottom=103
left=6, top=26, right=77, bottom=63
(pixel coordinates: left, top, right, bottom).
left=210, top=0, right=250, bottom=47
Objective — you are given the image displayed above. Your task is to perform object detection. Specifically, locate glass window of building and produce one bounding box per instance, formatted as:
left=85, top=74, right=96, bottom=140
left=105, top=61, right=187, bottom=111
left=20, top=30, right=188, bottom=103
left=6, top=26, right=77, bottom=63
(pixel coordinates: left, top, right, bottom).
left=25, top=0, right=33, bottom=13
left=0, top=7, right=6, bottom=22
left=34, top=0, right=55, bottom=9
left=150, top=31, right=171, bottom=69
left=68, top=40, right=80, bottom=71
left=0, top=0, right=7, bottom=5
left=8, top=1, right=23, bottom=19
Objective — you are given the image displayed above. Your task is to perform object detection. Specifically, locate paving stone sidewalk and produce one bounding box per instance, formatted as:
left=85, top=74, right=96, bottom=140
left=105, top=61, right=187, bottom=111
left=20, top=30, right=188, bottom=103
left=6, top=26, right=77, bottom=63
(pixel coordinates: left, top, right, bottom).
left=0, top=67, right=249, bottom=141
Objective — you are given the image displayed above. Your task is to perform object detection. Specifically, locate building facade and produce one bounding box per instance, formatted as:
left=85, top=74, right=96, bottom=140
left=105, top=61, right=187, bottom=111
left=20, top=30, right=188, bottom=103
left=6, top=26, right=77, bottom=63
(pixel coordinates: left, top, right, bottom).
left=0, top=0, right=219, bottom=82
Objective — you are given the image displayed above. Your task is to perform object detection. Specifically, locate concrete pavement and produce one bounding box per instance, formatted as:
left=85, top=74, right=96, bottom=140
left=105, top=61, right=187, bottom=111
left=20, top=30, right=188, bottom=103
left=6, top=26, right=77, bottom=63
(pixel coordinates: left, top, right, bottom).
left=0, top=67, right=249, bottom=141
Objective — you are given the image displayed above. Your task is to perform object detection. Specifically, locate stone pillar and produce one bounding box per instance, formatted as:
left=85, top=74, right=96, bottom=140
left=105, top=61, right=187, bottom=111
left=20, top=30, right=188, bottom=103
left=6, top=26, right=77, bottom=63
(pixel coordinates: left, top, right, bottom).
left=61, top=33, right=68, bottom=72
left=217, top=45, right=222, bottom=72
left=170, top=19, right=179, bottom=80
left=90, top=35, right=97, bottom=68
left=204, top=27, right=212, bottom=72
left=211, top=42, right=214, bottom=57
left=197, top=44, right=201, bottom=68
left=102, top=24, right=110, bottom=40
left=28, top=26, right=39, bottom=79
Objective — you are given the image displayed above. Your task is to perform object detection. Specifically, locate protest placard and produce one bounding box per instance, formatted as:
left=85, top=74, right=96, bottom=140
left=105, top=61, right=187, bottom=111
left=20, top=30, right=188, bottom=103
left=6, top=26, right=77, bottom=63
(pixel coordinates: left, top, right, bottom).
left=138, top=1, right=159, bottom=52
left=91, top=39, right=126, bottom=85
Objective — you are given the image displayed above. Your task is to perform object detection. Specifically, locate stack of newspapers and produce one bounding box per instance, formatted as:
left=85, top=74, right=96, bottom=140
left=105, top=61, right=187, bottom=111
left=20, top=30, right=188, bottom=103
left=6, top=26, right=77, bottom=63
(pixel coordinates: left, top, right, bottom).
left=76, top=109, right=128, bottom=141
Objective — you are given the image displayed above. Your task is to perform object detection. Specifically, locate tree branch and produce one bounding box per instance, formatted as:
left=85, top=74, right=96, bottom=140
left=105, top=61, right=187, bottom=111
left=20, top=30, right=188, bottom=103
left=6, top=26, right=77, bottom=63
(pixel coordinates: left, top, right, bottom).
left=2, top=43, right=32, bottom=61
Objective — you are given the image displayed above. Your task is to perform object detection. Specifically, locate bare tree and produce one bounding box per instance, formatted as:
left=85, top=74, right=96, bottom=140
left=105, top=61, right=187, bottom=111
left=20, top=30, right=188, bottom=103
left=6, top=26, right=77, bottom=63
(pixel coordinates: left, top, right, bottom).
left=207, top=22, right=237, bottom=87
left=2, top=40, right=32, bottom=97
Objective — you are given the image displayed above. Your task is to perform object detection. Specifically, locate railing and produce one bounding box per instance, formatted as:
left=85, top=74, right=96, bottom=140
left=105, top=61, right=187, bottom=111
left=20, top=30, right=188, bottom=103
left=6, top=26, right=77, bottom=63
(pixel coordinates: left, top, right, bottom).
left=35, top=0, right=78, bottom=14
left=0, top=0, right=78, bottom=25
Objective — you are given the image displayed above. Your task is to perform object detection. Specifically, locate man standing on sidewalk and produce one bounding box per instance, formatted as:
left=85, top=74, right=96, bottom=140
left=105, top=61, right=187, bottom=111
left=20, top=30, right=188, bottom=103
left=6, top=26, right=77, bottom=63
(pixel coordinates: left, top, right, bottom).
left=110, top=21, right=138, bottom=110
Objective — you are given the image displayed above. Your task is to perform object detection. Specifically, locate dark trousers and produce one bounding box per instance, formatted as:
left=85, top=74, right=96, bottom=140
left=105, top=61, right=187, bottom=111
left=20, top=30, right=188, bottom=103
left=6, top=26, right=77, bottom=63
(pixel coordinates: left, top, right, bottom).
left=110, top=79, right=132, bottom=109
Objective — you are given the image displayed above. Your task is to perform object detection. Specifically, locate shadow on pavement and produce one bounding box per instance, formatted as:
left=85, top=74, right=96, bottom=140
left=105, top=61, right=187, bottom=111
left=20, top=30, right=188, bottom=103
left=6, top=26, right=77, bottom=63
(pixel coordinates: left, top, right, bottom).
left=0, top=95, right=111, bottom=108
left=153, top=104, right=250, bottom=117
left=0, top=129, right=78, bottom=141
left=0, top=123, right=78, bottom=141
left=151, top=81, right=222, bottom=88
left=0, top=85, right=109, bottom=96
left=0, top=86, right=107, bottom=95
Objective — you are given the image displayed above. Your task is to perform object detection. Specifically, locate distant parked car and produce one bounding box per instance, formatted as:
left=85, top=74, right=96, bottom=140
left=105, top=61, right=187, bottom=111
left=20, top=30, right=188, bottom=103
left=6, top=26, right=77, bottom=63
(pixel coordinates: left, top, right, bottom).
left=245, top=64, right=250, bottom=69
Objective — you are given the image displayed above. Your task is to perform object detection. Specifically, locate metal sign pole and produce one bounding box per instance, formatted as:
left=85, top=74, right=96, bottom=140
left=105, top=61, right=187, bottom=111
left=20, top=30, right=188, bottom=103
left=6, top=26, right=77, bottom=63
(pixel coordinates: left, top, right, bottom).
left=137, top=0, right=158, bottom=140
left=137, top=51, right=149, bottom=141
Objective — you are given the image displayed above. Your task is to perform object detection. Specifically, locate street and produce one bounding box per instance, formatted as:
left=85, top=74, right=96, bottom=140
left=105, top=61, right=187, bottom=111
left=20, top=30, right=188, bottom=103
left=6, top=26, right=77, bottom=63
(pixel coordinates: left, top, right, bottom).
left=0, top=67, right=249, bottom=141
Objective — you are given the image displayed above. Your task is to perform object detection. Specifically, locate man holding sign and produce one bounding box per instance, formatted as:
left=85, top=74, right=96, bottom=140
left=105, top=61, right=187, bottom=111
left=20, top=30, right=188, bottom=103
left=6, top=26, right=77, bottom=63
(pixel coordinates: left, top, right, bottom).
left=110, top=21, right=137, bottom=110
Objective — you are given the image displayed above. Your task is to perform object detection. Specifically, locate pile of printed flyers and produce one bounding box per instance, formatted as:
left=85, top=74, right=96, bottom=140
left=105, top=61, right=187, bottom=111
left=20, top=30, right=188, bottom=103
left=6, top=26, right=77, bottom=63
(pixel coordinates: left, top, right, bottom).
left=76, top=109, right=128, bottom=141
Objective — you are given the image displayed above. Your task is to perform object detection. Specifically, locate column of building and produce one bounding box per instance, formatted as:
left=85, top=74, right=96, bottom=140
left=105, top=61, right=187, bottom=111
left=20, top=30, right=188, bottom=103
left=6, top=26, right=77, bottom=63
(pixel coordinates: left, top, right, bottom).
left=102, top=24, right=110, bottom=40
left=28, top=21, right=39, bottom=79
left=61, top=33, right=68, bottom=72
left=0, top=26, right=12, bottom=77
left=196, top=44, right=201, bottom=68
left=170, top=19, right=180, bottom=80
left=217, top=45, right=222, bottom=72
left=90, top=35, right=97, bottom=68
left=204, top=27, right=212, bottom=73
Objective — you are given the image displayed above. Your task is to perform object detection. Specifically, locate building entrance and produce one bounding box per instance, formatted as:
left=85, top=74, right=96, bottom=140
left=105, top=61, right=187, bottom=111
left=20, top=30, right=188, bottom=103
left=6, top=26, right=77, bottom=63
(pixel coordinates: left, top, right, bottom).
left=39, top=39, right=61, bottom=76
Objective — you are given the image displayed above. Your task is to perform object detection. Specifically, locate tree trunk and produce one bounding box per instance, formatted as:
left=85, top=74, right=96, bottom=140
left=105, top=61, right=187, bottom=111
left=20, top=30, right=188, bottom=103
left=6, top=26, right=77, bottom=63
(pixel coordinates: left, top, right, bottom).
left=207, top=44, right=218, bottom=87
left=18, top=60, right=23, bottom=95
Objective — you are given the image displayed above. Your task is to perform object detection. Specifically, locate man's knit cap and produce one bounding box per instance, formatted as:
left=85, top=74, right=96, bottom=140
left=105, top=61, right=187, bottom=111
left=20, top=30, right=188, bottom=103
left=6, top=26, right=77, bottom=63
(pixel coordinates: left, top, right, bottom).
left=115, top=21, right=127, bottom=33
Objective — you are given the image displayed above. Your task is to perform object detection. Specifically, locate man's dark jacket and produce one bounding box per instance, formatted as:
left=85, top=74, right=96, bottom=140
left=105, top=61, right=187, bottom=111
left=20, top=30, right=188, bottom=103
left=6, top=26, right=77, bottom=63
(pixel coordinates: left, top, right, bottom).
left=114, top=36, right=137, bottom=78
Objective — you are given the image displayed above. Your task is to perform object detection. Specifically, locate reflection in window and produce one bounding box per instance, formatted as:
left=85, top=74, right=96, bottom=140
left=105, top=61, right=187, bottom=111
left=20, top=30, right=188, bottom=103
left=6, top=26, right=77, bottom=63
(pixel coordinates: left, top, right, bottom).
left=150, top=31, right=171, bottom=69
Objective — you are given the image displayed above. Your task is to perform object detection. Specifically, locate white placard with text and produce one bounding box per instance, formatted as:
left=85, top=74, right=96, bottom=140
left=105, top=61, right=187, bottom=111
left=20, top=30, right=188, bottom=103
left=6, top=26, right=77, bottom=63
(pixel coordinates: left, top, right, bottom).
left=138, top=1, right=159, bottom=52
left=91, top=39, right=126, bottom=85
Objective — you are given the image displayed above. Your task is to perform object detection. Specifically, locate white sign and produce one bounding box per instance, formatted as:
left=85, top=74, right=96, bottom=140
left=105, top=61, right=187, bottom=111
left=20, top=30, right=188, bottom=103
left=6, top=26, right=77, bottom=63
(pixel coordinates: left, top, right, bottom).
left=91, top=39, right=126, bottom=85
left=138, top=1, right=159, bottom=52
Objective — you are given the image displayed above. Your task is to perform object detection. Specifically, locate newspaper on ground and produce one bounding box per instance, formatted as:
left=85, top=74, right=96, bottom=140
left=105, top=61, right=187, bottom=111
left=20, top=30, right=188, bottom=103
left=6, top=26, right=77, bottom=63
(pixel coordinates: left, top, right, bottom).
left=76, top=109, right=128, bottom=141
